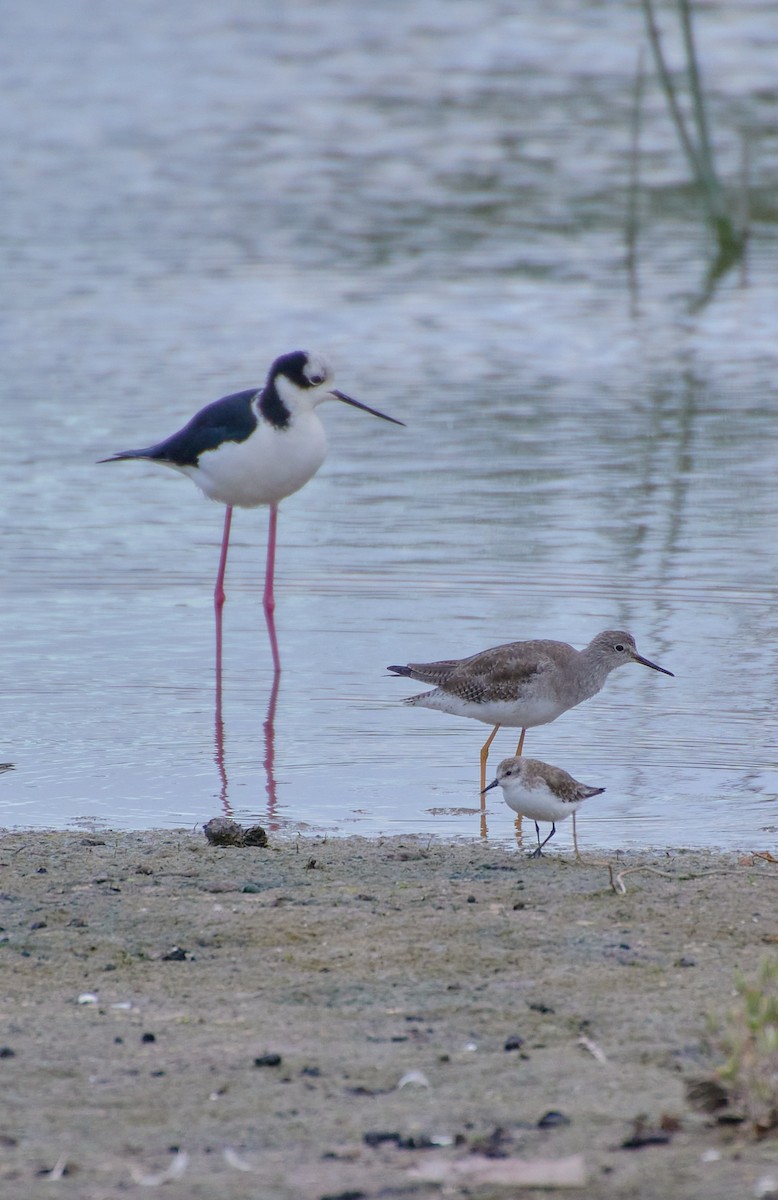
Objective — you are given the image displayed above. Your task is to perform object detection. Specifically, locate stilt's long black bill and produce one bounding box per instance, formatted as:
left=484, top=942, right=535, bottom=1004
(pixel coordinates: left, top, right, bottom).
left=330, top=389, right=405, bottom=426
left=634, top=653, right=674, bottom=677
left=481, top=779, right=500, bottom=795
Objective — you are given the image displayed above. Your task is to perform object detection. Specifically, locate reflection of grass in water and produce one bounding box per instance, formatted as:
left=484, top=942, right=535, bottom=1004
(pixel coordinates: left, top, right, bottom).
left=637, top=0, right=746, bottom=300
left=711, top=958, right=778, bottom=1137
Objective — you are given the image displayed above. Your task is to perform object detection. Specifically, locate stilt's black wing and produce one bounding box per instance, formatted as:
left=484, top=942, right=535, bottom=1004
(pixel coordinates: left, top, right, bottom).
left=100, top=390, right=259, bottom=467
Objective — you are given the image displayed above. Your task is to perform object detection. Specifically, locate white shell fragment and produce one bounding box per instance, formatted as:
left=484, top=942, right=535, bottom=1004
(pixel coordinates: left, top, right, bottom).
left=397, top=1069, right=431, bottom=1089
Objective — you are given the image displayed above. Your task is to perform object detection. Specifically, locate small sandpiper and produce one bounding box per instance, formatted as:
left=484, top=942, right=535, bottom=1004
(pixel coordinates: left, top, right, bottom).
left=482, top=756, right=605, bottom=857
left=388, top=630, right=673, bottom=791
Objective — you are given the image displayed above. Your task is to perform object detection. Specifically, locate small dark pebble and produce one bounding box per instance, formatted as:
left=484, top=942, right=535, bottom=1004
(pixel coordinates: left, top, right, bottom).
left=301, top=1065, right=321, bottom=1077
left=30, top=921, right=47, bottom=930
left=0, top=1046, right=16, bottom=1058
left=254, top=1053, right=282, bottom=1068
left=513, top=901, right=526, bottom=910
left=504, top=1035, right=525, bottom=1052
left=103, top=963, right=116, bottom=972
left=150, top=1069, right=165, bottom=1077
left=319, top=1191, right=366, bottom=1200
left=68, top=918, right=88, bottom=928
left=203, top=817, right=268, bottom=848
left=114, top=1037, right=123, bottom=1045
left=355, top=894, right=376, bottom=902
left=141, top=1032, right=156, bottom=1044
left=162, top=946, right=190, bottom=961
left=203, top=818, right=244, bottom=846
left=363, top=1131, right=400, bottom=1147
left=396, top=1134, right=436, bottom=1150
left=241, top=883, right=264, bottom=894
left=243, top=825, right=269, bottom=847
left=529, top=1002, right=555, bottom=1014
left=81, top=837, right=106, bottom=846
left=467, top=895, right=477, bottom=903
left=538, top=1110, right=571, bottom=1129
left=621, top=1129, right=671, bottom=1149
left=36, top=868, right=48, bottom=875
left=674, top=956, right=696, bottom=968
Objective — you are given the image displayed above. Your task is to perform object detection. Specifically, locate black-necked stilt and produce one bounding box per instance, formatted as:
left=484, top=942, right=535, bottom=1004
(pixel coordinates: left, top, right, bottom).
left=102, top=349, right=404, bottom=671
left=482, top=756, right=605, bottom=857
left=388, top=631, right=673, bottom=792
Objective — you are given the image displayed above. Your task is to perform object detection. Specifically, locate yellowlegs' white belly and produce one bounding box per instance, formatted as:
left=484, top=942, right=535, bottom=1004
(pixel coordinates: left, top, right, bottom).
left=406, top=691, right=565, bottom=729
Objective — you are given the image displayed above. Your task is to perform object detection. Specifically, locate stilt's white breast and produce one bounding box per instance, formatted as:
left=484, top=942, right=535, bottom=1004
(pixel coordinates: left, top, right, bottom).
left=184, top=412, right=328, bottom=508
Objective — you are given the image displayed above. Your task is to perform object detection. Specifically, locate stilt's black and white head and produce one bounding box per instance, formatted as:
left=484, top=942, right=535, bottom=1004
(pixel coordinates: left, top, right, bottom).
left=259, top=350, right=404, bottom=430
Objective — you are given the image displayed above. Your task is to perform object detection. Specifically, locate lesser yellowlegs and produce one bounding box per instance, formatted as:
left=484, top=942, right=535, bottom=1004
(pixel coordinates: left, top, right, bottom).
left=389, top=630, right=673, bottom=791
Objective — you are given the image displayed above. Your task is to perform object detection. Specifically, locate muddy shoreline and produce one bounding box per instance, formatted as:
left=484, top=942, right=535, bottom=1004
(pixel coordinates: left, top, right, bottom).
left=1, top=829, right=777, bottom=1198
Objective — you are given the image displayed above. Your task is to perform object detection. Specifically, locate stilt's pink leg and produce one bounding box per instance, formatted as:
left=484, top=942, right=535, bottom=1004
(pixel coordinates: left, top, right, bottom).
left=214, top=506, right=233, bottom=681
left=214, top=664, right=229, bottom=816
left=264, top=504, right=281, bottom=675
left=214, top=505, right=233, bottom=612
left=263, top=669, right=280, bottom=824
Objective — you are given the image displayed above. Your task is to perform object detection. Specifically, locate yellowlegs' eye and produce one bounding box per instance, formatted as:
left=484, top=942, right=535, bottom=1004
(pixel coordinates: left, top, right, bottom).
left=614, top=644, right=625, bottom=652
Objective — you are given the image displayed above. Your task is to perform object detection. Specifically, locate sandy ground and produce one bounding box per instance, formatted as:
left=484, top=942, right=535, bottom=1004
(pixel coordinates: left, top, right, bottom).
left=1, top=829, right=778, bottom=1199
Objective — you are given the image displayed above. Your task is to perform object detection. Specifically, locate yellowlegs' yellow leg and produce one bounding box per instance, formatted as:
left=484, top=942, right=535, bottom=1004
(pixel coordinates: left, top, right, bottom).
left=479, top=724, right=501, bottom=797
left=515, top=728, right=526, bottom=756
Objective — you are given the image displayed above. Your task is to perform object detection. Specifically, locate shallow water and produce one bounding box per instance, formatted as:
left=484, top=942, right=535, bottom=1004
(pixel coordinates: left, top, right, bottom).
left=2, top=0, right=778, bottom=848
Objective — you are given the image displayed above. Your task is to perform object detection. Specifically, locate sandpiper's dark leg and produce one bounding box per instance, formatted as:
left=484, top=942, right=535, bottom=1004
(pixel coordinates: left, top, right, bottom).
left=530, top=821, right=557, bottom=858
